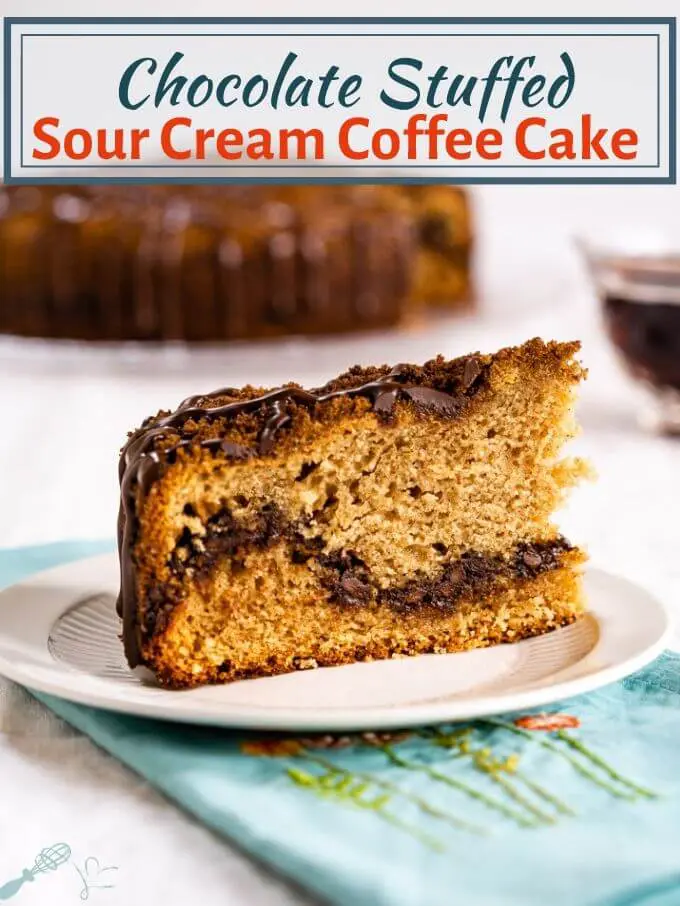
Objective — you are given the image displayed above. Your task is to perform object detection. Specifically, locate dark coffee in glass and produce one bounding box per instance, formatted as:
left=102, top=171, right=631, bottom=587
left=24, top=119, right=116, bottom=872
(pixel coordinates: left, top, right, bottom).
left=585, top=252, right=680, bottom=434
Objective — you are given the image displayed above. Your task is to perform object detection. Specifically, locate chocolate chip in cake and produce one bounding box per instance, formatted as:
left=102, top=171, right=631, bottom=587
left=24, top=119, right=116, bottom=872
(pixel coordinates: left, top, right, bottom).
left=221, top=440, right=254, bottom=460
left=419, top=213, right=450, bottom=251
left=296, top=461, right=320, bottom=481
left=339, top=575, right=372, bottom=604
left=463, top=356, right=483, bottom=389
left=522, top=550, right=544, bottom=569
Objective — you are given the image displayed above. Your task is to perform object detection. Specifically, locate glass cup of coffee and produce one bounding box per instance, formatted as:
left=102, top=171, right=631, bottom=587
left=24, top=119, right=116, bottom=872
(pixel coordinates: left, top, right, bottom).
left=580, top=241, right=680, bottom=435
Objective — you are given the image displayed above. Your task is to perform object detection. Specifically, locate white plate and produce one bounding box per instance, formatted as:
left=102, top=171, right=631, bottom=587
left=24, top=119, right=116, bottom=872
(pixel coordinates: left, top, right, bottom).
left=0, top=553, right=671, bottom=731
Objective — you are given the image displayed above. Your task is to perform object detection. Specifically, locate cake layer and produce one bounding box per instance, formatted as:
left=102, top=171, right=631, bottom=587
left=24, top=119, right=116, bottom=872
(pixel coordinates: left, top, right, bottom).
left=118, top=338, right=588, bottom=686
left=146, top=549, right=585, bottom=688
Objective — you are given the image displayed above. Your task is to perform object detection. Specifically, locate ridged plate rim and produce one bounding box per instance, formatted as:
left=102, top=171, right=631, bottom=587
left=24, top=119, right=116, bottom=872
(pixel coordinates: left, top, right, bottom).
left=0, top=552, right=672, bottom=731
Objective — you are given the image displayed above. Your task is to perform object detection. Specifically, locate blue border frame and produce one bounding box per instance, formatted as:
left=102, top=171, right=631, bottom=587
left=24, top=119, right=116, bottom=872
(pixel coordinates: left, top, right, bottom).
left=4, top=17, right=677, bottom=185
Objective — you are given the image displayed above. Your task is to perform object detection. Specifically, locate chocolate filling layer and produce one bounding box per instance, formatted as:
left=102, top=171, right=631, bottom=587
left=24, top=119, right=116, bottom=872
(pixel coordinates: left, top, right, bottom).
left=321, top=537, right=574, bottom=613
left=140, top=506, right=574, bottom=643
left=118, top=353, right=491, bottom=666
left=170, top=504, right=287, bottom=580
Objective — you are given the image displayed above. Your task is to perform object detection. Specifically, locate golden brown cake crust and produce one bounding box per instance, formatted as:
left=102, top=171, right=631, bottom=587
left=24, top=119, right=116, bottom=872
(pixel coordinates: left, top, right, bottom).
left=125, top=337, right=582, bottom=460
left=117, top=338, right=587, bottom=687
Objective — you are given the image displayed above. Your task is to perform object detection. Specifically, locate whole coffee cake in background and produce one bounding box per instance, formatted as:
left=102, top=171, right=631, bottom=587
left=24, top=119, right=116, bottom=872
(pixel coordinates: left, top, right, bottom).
left=0, top=184, right=471, bottom=342
left=117, top=338, right=588, bottom=688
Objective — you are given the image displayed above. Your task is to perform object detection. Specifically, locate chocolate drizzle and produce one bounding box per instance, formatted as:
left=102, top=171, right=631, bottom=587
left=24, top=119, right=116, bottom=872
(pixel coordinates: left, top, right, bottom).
left=117, top=356, right=490, bottom=666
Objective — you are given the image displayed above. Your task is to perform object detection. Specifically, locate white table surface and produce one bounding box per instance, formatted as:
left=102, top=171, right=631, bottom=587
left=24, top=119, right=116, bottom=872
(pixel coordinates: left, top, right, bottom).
left=0, top=185, right=679, bottom=905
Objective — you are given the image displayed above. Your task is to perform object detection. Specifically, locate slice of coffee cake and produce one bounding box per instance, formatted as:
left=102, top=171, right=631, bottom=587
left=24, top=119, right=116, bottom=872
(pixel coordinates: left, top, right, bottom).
left=117, top=338, right=588, bottom=688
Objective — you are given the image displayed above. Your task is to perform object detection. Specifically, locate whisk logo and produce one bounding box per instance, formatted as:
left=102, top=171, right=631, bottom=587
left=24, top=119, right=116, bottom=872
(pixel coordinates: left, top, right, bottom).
left=0, top=844, right=71, bottom=901
left=0, top=844, right=118, bottom=902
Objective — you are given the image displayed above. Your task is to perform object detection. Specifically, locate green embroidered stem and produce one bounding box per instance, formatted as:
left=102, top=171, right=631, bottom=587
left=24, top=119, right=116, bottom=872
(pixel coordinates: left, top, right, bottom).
left=286, top=765, right=445, bottom=851
left=425, top=728, right=567, bottom=823
left=369, top=809, right=447, bottom=852
left=469, top=752, right=556, bottom=826
left=555, top=731, right=657, bottom=800
left=511, top=770, right=576, bottom=817
left=420, top=727, right=474, bottom=754
left=379, top=744, right=539, bottom=828
left=303, top=753, right=486, bottom=835
left=379, top=809, right=446, bottom=853
left=480, top=719, right=639, bottom=801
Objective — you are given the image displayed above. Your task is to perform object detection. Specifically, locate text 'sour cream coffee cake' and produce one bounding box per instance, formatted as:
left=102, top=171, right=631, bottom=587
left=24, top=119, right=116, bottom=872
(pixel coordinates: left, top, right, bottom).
left=117, top=338, right=588, bottom=688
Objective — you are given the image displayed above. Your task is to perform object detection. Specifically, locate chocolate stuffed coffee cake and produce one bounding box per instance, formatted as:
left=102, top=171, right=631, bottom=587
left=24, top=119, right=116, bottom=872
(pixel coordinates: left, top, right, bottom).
left=118, top=338, right=588, bottom=688
left=0, top=184, right=471, bottom=341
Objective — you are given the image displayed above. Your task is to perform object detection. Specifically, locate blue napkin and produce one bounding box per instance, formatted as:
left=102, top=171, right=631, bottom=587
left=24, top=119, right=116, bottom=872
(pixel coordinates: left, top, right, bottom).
left=2, top=542, right=680, bottom=906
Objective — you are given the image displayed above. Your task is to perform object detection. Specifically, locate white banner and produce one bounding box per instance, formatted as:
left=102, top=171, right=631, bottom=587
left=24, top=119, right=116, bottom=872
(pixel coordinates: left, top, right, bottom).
left=4, top=17, right=676, bottom=183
